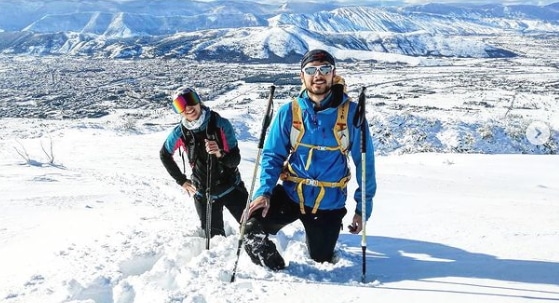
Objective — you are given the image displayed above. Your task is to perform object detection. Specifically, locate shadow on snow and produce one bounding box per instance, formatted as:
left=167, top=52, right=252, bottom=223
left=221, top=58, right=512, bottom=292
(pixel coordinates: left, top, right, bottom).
left=283, top=235, right=559, bottom=300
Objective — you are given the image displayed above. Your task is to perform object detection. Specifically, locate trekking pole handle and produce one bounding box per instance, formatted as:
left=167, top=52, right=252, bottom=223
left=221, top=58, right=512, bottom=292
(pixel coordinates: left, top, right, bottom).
left=258, top=85, right=275, bottom=149
left=358, top=86, right=367, bottom=153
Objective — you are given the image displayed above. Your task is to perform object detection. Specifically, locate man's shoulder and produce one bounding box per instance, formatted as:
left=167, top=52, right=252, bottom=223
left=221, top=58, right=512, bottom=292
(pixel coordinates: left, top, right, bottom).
left=277, top=100, right=294, bottom=114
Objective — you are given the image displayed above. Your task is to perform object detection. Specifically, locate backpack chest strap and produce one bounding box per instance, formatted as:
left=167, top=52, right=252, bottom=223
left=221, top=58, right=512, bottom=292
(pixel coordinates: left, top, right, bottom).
left=283, top=174, right=350, bottom=214
left=295, top=143, right=345, bottom=170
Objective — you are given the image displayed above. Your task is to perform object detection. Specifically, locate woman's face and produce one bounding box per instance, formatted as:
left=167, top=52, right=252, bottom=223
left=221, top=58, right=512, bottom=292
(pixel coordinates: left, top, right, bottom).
left=180, top=103, right=202, bottom=122
left=173, top=89, right=202, bottom=121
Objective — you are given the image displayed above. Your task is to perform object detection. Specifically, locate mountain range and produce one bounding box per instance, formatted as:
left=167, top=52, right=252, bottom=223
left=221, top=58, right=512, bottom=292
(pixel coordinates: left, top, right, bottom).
left=0, top=0, right=558, bottom=62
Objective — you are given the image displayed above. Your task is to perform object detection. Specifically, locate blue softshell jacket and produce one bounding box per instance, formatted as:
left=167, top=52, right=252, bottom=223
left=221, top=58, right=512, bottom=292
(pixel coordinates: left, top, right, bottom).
left=253, top=91, right=377, bottom=220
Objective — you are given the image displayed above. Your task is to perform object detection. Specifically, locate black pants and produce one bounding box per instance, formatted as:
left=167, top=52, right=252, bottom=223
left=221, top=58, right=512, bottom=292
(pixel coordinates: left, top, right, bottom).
left=249, top=185, right=347, bottom=263
left=194, top=182, right=248, bottom=237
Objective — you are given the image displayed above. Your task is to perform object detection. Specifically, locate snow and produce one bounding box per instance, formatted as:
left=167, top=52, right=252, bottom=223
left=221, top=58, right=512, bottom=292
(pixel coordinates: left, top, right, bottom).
left=1, top=34, right=559, bottom=301
left=1, top=91, right=558, bottom=303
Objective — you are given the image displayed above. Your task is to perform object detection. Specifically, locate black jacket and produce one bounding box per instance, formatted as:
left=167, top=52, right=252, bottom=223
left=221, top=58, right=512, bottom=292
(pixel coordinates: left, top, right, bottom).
left=160, top=109, right=242, bottom=197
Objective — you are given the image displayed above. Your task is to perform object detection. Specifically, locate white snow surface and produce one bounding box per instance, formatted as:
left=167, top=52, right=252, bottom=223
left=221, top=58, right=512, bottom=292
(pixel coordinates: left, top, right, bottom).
left=0, top=34, right=559, bottom=303
left=1, top=105, right=558, bottom=303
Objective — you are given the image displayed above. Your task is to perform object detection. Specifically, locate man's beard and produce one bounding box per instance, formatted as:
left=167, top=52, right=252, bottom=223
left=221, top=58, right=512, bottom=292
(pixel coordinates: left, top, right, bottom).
left=305, top=79, right=332, bottom=96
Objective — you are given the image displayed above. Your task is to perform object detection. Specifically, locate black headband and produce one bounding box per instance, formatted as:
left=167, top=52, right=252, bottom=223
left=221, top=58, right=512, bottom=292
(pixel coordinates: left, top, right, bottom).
left=300, top=49, right=335, bottom=68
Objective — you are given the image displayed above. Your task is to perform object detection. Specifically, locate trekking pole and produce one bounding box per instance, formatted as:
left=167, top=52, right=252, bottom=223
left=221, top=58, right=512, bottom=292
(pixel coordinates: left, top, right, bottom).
left=230, top=85, right=275, bottom=282
left=205, top=134, right=215, bottom=250
left=357, top=86, right=368, bottom=283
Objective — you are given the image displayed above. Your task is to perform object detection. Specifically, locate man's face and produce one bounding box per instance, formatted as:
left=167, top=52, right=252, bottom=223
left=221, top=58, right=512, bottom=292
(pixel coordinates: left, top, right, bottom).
left=300, top=61, right=335, bottom=97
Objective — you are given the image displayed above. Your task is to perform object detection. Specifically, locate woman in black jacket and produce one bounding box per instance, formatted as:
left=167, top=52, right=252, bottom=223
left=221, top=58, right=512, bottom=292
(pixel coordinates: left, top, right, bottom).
left=160, top=87, right=248, bottom=238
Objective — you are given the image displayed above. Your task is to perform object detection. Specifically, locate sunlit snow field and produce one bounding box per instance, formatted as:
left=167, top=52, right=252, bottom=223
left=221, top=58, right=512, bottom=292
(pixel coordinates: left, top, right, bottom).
left=1, top=34, right=558, bottom=303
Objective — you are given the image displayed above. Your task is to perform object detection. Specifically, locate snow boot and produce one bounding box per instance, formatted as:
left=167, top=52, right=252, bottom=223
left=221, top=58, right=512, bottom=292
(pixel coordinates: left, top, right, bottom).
left=244, top=233, right=285, bottom=271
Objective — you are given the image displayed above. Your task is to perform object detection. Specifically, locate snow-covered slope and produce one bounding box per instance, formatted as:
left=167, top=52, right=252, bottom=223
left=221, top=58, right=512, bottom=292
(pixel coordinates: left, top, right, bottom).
left=0, top=90, right=558, bottom=303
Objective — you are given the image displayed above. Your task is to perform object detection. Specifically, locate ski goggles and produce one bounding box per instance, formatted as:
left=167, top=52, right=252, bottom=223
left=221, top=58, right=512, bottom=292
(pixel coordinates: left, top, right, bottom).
left=302, top=65, right=335, bottom=76
left=172, top=89, right=201, bottom=113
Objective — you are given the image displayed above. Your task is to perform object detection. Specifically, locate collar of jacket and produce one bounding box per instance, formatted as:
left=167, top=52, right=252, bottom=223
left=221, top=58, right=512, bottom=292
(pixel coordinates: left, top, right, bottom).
left=181, top=106, right=210, bottom=131
left=298, top=90, right=349, bottom=113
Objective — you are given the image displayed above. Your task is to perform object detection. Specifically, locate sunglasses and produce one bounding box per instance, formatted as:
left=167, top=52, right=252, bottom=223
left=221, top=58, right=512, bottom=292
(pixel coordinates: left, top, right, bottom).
left=172, top=89, right=201, bottom=113
left=302, top=65, right=335, bottom=76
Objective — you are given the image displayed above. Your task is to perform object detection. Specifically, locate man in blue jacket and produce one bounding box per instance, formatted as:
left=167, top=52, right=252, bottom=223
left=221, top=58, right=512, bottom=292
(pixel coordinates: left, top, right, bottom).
left=244, top=49, right=377, bottom=270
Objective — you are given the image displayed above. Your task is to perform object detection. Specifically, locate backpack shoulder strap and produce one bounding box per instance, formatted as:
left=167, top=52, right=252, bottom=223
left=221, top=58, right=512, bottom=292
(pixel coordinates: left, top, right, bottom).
left=178, top=124, right=194, bottom=168
left=179, top=123, right=192, bottom=145
left=289, top=99, right=304, bottom=151
left=207, top=110, right=218, bottom=132
left=204, top=110, right=220, bottom=139
left=289, top=98, right=350, bottom=153
left=334, top=101, right=350, bottom=153
left=207, top=110, right=228, bottom=152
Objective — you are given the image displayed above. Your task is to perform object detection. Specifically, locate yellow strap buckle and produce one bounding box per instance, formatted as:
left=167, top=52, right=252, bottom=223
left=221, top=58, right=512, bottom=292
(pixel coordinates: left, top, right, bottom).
left=305, top=179, right=319, bottom=186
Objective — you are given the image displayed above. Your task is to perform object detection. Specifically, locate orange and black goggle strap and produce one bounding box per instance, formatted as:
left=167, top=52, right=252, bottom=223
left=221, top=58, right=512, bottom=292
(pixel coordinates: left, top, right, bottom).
left=173, top=89, right=201, bottom=113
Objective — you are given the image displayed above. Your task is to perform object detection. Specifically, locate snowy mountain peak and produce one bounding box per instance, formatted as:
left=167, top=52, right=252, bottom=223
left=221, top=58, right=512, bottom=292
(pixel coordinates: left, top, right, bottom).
left=1, top=1, right=559, bottom=60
